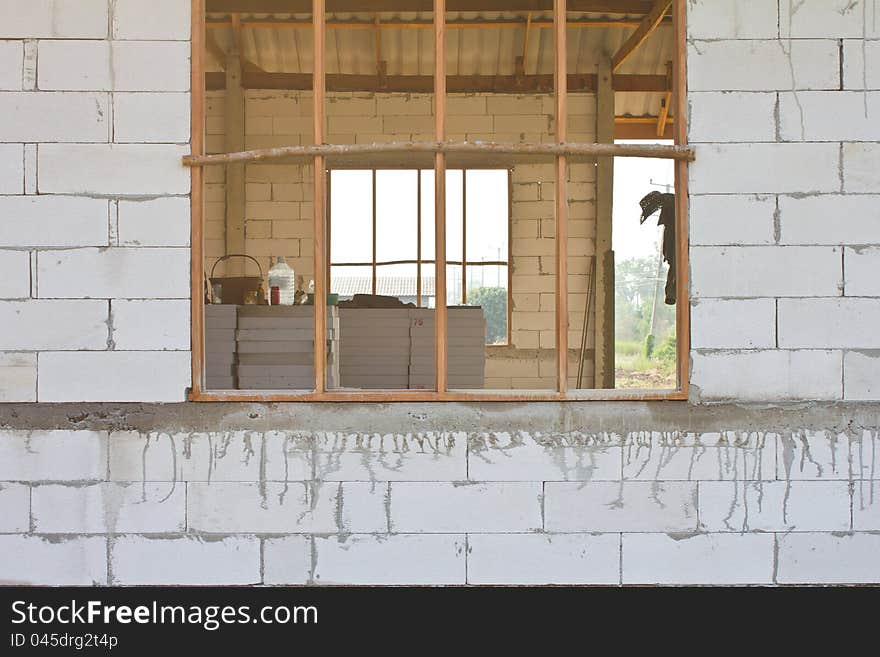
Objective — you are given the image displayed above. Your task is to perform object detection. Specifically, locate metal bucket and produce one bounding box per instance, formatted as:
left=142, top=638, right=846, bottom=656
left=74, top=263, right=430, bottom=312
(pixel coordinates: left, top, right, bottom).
left=209, top=254, right=263, bottom=305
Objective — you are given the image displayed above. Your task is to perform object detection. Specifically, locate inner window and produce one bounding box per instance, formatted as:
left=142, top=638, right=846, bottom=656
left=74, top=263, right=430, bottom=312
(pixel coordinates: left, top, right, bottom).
left=329, top=169, right=510, bottom=346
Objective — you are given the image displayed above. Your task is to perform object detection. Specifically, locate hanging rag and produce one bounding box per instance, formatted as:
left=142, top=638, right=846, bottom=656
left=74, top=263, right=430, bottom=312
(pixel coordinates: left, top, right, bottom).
left=639, top=190, right=676, bottom=305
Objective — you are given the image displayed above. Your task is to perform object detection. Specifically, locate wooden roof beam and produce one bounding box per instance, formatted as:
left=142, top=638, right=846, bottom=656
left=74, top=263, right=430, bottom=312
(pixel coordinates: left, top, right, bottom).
left=206, top=1, right=656, bottom=13
left=610, top=0, right=670, bottom=72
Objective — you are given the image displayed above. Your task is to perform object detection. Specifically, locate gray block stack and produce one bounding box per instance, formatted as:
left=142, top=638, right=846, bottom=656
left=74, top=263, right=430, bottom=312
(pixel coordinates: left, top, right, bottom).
left=236, top=306, right=340, bottom=390
left=338, top=308, right=411, bottom=389
left=205, top=304, right=238, bottom=389
left=409, top=307, right=486, bottom=389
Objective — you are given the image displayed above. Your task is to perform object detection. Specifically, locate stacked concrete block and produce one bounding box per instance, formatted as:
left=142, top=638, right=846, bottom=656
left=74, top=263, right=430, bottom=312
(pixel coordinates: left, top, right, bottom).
left=409, top=308, right=486, bottom=389
left=205, top=304, right=237, bottom=389
left=337, top=308, right=411, bottom=389
left=236, top=305, right=339, bottom=389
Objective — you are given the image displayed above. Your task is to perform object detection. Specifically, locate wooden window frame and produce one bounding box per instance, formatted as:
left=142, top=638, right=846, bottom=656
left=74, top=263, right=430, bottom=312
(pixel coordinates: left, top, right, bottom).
left=326, top=167, right=512, bottom=345
left=188, top=0, right=692, bottom=403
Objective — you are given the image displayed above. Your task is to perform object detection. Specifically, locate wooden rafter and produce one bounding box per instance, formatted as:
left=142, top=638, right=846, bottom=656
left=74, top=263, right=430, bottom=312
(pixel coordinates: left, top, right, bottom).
left=515, top=12, right=532, bottom=77
left=204, top=72, right=671, bottom=93
left=611, top=0, right=671, bottom=71
left=206, top=1, right=656, bottom=13
left=656, top=60, right=672, bottom=136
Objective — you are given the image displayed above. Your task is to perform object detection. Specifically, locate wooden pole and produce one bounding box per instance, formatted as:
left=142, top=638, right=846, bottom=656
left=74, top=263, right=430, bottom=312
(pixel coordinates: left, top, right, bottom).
left=190, top=0, right=206, bottom=397
left=554, top=0, right=568, bottom=394
left=673, top=0, right=689, bottom=396
left=313, top=0, right=327, bottom=393
left=184, top=140, right=695, bottom=166
left=594, top=56, right=615, bottom=389
left=224, top=49, right=246, bottom=275
left=435, top=0, right=447, bottom=394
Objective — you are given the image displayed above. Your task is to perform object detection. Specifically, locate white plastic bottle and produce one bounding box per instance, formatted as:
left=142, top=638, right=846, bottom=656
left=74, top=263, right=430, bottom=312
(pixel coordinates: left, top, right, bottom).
left=268, top=256, right=296, bottom=305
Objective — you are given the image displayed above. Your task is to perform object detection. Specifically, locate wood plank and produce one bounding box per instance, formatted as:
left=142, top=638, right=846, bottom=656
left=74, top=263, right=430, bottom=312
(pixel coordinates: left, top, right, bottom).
left=190, top=0, right=206, bottom=399
left=554, top=0, right=568, bottom=394
left=185, top=140, right=694, bottom=166
left=191, top=389, right=689, bottom=402
left=593, top=57, right=614, bottom=389
left=204, top=71, right=670, bottom=92
left=223, top=50, right=246, bottom=275
left=435, top=1, right=447, bottom=396
left=207, top=16, right=661, bottom=29
left=313, top=0, right=327, bottom=394
left=611, top=0, right=671, bottom=71
left=206, top=1, right=656, bottom=14
left=673, top=0, right=689, bottom=397
left=656, top=60, right=672, bottom=136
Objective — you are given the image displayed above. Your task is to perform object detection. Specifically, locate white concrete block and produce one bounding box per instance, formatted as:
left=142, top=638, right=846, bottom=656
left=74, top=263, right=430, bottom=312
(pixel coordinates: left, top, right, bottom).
left=467, top=533, right=619, bottom=585
left=39, top=41, right=189, bottom=91
left=0, top=92, right=109, bottom=142
left=689, top=195, right=775, bottom=246
left=778, top=298, right=880, bottom=349
left=687, top=0, right=779, bottom=39
left=780, top=91, right=880, bottom=142
left=37, top=247, right=189, bottom=299
left=623, top=434, right=776, bottom=482
left=778, top=431, right=857, bottom=480
left=0, top=535, right=106, bottom=585
left=779, top=195, right=880, bottom=245
left=262, top=536, right=311, bottom=585
left=691, top=298, right=776, bottom=350
left=780, top=0, right=877, bottom=39
left=622, top=533, right=775, bottom=585
left=843, top=143, right=880, bottom=193
left=111, top=299, right=189, bottom=350
left=112, top=0, right=192, bottom=40
left=187, top=482, right=386, bottom=534
left=688, top=39, right=839, bottom=92
left=852, top=485, right=880, bottom=529
left=117, top=197, right=190, bottom=247
left=0, top=41, right=22, bottom=90
left=691, top=246, right=842, bottom=298
left=468, top=433, right=620, bottom=482
left=690, top=143, right=840, bottom=194
left=0, top=0, right=108, bottom=38
left=0, top=483, right=29, bottom=532
left=111, top=536, right=260, bottom=585
left=391, top=482, right=542, bottom=533
left=0, top=250, right=30, bottom=298
left=845, top=351, right=880, bottom=401
left=691, top=350, right=842, bottom=402
left=23, top=143, right=35, bottom=193
left=699, top=481, right=851, bottom=533
left=777, top=532, right=880, bottom=584
left=845, top=247, right=880, bottom=296
left=109, top=430, right=312, bottom=483
left=32, top=482, right=185, bottom=534
left=688, top=92, right=777, bottom=143
left=0, top=300, right=108, bottom=350
left=314, top=432, right=467, bottom=482
left=0, top=143, right=23, bottom=194
left=114, top=93, right=190, bottom=143
left=843, top=39, right=880, bottom=89
left=0, top=196, right=109, bottom=247
left=546, top=481, right=697, bottom=533
left=38, top=351, right=190, bottom=402
left=38, top=144, right=189, bottom=195
left=313, top=534, right=465, bottom=586
left=0, top=430, right=107, bottom=481
left=0, top=352, right=36, bottom=402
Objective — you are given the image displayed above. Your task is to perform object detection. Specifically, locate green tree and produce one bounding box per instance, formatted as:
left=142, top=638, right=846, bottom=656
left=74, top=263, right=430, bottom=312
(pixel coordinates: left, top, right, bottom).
left=466, top=286, right=508, bottom=345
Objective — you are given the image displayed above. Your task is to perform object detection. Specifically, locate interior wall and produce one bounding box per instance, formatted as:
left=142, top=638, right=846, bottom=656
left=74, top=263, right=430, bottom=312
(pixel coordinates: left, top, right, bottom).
left=204, top=90, right=598, bottom=388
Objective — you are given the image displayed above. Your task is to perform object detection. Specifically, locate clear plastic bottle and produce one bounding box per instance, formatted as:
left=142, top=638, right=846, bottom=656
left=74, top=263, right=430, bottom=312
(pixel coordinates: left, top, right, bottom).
left=267, top=256, right=296, bottom=305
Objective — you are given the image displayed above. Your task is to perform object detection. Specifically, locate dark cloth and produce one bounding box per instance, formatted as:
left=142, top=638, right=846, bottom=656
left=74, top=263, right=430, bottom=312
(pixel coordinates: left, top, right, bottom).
left=639, top=191, right=676, bottom=305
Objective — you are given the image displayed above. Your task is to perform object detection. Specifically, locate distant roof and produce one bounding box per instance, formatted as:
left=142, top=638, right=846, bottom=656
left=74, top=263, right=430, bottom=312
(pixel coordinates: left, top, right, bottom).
left=332, top=276, right=436, bottom=297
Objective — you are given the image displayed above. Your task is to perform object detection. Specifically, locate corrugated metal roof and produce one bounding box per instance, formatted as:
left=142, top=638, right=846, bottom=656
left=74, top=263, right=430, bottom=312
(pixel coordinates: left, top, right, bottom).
left=207, top=10, right=672, bottom=117
left=332, top=276, right=436, bottom=297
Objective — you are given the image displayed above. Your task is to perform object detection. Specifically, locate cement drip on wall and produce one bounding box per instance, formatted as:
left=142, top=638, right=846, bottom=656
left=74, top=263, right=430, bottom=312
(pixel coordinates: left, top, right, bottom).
left=1, top=401, right=879, bottom=434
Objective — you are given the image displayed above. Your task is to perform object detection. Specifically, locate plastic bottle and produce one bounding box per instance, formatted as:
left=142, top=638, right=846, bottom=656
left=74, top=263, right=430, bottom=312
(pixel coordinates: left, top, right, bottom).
left=267, top=256, right=296, bottom=305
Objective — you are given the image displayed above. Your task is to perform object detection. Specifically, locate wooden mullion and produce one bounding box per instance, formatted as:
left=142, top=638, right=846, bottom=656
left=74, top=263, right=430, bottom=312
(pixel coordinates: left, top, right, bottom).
left=554, top=0, right=568, bottom=394
left=461, top=169, right=467, bottom=305
left=434, top=0, right=447, bottom=395
left=371, top=169, right=377, bottom=295
left=190, top=0, right=206, bottom=400
left=417, top=170, right=422, bottom=307
left=673, top=0, right=689, bottom=396
left=313, top=0, right=327, bottom=394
